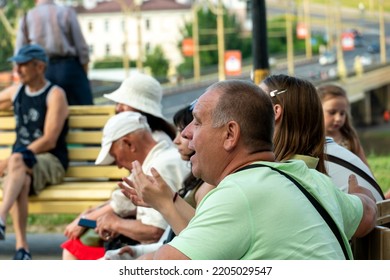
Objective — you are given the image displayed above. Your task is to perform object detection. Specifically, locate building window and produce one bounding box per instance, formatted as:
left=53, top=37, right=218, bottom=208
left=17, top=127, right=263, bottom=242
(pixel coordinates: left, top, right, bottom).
left=88, top=21, right=93, bottom=32
left=104, top=20, right=109, bottom=32
left=145, top=42, right=151, bottom=54
left=105, top=44, right=110, bottom=56
left=88, top=45, right=94, bottom=55
left=145, top=18, right=150, bottom=30
left=246, top=0, right=252, bottom=20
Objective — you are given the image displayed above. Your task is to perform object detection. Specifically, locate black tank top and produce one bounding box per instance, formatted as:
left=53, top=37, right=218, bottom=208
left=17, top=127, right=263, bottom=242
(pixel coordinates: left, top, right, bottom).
left=12, top=82, right=69, bottom=170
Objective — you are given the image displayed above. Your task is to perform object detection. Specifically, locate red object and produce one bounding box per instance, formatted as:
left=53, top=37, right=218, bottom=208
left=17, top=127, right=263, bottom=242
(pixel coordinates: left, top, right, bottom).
left=296, top=23, right=307, bottom=39
left=224, top=50, right=242, bottom=76
left=61, top=238, right=105, bottom=260
left=182, top=38, right=194, bottom=57
left=342, top=32, right=355, bottom=51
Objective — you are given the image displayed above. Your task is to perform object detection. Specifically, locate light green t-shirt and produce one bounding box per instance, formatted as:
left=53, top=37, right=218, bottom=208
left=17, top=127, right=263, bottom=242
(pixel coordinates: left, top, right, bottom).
left=169, top=160, right=363, bottom=260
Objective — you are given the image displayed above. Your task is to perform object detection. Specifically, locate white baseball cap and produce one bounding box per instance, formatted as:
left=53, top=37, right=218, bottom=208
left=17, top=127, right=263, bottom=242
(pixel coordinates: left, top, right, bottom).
left=95, top=111, right=150, bottom=165
left=104, top=73, right=164, bottom=118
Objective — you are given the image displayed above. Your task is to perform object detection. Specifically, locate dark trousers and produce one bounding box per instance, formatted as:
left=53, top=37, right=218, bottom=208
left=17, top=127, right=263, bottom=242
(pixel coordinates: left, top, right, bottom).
left=46, top=57, right=94, bottom=105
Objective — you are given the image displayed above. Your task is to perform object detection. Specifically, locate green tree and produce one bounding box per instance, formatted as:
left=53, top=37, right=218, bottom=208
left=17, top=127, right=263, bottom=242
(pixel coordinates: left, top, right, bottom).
left=0, top=0, right=34, bottom=71
left=144, top=45, right=169, bottom=81
left=178, top=6, right=251, bottom=77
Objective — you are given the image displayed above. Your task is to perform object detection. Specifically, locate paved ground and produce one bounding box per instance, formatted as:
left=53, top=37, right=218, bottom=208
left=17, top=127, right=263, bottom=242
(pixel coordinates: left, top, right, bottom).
left=0, top=233, right=66, bottom=260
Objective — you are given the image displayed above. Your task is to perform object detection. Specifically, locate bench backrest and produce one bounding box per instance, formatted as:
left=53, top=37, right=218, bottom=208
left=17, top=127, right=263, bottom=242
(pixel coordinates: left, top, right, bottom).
left=352, top=199, right=390, bottom=259
left=0, top=105, right=129, bottom=180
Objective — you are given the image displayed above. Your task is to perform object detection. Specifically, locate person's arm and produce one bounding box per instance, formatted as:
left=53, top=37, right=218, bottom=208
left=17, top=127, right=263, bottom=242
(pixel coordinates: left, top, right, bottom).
left=27, top=87, right=68, bottom=154
left=153, top=244, right=190, bottom=260
left=0, top=84, right=17, bottom=110
left=64, top=201, right=110, bottom=239
left=355, top=142, right=370, bottom=168
left=348, top=174, right=377, bottom=238
left=67, top=8, right=90, bottom=67
left=95, top=211, right=164, bottom=244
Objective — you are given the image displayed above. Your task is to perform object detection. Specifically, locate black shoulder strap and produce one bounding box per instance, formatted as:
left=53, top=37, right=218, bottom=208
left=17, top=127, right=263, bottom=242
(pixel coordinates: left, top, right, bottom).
left=325, top=153, right=385, bottom=200
left=235, top=163, right=351, bottom=260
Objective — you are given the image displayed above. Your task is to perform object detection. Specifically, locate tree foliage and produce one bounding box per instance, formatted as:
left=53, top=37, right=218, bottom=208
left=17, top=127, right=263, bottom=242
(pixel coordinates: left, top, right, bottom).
left=144, top=45, right=169, bottom=81
left=0, top=0, right=34, bottom=71
left=178, top=6, right=251, bottom=77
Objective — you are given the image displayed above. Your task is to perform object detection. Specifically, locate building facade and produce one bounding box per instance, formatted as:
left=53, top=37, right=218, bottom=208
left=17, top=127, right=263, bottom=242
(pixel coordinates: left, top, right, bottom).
left=71, top=0, right=250, bottom=68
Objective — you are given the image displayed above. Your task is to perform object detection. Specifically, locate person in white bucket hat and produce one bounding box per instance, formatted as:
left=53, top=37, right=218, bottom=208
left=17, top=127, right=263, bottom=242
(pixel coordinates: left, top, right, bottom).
left=104, top=73, right=176, bottom=145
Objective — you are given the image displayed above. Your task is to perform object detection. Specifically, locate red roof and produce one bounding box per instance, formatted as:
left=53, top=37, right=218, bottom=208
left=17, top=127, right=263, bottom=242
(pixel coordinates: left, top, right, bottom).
left=76, top=0, right=191, bottom=14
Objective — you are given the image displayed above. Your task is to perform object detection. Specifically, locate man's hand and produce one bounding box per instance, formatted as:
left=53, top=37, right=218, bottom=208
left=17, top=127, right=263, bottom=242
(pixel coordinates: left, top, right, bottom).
left=95, top=211, right=119, bottom=241
left=348, top=174, right=376, bottom=202
left=129, top=160, right=175, bottom=213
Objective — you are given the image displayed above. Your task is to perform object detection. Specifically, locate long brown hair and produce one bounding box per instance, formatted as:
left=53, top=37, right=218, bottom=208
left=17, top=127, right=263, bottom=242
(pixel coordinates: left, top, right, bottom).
left=317, top=84, right=361, bottom=155
left=262, top=74, right=327, bottom=174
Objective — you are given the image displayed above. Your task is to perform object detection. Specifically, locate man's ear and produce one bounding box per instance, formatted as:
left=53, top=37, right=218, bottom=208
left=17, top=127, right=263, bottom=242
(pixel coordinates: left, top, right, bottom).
left=223, top=121, right=240, bottom=151
left=274, top=104, right=283, bottom=123
left=122, top=137, right=135, bottom=152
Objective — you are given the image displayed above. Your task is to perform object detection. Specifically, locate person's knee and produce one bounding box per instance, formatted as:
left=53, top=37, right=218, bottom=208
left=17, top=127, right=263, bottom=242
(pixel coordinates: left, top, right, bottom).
left=7, top=153, right=27, bottom=172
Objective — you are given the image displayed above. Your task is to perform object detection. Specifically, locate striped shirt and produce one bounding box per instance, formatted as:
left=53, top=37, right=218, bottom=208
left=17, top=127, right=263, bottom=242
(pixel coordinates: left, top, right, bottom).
left=15, top=0, right=89, bottom=65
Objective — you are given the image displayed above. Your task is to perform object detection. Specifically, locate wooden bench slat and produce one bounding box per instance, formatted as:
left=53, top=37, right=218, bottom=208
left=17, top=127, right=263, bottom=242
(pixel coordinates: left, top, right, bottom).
left=0, top=116, right=15, bottom=129
left=0, top=131, right=104, bottom=145
left=69, top=105, right=115, bottom=115
left=68, top=115, right=110, bottom=128
left=67, top=131, right=103, bottom=144
left=28, top=201, right=107, bottom=214
left=0, top=132, right=15, bottom=145
left=0, top=147, right=101, bottom=161
left=65, top=166, right=128, bottom=179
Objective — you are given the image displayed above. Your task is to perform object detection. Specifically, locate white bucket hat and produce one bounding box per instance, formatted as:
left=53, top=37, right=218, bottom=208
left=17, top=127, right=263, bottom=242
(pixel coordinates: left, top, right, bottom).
left=95, top=111, right=150, bottom=165
left=104, top=73, right=164, bottom=118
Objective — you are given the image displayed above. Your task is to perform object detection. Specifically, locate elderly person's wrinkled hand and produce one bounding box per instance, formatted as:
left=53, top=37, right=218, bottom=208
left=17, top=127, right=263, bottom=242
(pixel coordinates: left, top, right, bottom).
left=129, top=160, right=175, bottom=212
left=95, top=211, right=119, bottom=241
left=118, top=177, right=150, bottom=208
left=64, top=217, right=86, bottom=240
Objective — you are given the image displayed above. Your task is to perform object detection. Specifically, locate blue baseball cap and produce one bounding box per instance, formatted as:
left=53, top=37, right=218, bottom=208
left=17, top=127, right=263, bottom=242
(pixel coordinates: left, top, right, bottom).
left=8, top=44, right=48, bottom=64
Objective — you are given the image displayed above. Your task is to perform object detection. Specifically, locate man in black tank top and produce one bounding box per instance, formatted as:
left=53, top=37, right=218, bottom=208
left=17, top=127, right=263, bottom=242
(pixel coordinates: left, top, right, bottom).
left=0, top=44, right=69, bottom=260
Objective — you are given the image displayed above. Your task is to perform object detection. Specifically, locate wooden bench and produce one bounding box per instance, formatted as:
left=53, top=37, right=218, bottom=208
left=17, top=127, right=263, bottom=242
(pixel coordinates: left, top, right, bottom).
left=0, top=105, right=129, bottom=214
left=352, top=199, right=390, bottom=259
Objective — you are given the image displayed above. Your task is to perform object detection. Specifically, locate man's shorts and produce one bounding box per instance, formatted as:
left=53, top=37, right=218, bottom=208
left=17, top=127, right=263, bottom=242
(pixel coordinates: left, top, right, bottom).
left=0, top=153, right=65, bottom=195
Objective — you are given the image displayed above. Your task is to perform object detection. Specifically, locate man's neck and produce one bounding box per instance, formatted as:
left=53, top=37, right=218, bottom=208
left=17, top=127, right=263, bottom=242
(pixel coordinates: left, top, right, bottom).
left=26, top=77, right=47, bottom=93
left=214, top=151, right=276, bottom=185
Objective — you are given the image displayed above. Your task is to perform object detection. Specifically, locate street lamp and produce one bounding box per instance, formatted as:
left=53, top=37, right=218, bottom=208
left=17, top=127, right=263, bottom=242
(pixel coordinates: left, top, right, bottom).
left=302, top=0, right=312, bottom=59
left=285, top=0, right=294, bottom=76
left=115, top=0, right=143, bottom=77
left=334, top=0, right=346, bottom=79
left=193, top=0, right=225, bottom=81
left=379, top=0, right=386, bottom=64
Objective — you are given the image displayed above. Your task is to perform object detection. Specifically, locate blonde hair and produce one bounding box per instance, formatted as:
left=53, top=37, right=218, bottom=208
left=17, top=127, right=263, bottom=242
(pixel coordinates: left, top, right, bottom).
left=262, top=74, right=327, bottom=174
left=317, top=84, right=361, bottom=155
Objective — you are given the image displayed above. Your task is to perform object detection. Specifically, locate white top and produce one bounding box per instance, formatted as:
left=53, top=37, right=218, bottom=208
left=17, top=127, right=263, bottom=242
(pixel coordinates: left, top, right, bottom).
left=324, top=137, right=383, bottom=202
left=110, top=140, right=190, bottom=229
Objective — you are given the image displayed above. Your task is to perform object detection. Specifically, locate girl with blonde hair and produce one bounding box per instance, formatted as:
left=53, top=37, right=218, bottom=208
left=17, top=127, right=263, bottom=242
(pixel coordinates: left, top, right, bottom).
left=317, top=84, right=369, bottom=167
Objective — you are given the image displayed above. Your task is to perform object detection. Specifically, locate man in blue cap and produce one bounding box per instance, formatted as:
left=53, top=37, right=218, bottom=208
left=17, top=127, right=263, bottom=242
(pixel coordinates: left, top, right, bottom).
left=0, top=44, right=69, bottom=260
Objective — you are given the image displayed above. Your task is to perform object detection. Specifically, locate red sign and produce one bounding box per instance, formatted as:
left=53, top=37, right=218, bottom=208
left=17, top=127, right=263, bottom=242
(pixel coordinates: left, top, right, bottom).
left=224, top=50, right=242, bottom=76
left=342, top=32, right=354, bottom=51
left=296, top=23, right=307, bottom=39
left=182, top=38, right=194, bottom=57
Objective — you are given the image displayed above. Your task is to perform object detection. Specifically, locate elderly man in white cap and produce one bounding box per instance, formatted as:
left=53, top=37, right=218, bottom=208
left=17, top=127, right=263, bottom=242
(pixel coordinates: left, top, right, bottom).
left=61, top=111, right=189, bottom=260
